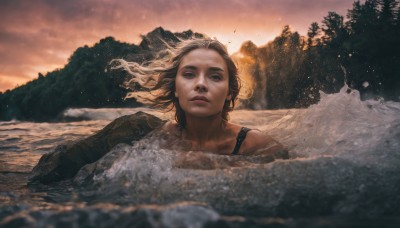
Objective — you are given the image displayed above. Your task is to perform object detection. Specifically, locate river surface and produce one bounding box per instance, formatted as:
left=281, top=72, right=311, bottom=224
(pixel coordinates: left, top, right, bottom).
left=1, top=85, right=400, bottom=227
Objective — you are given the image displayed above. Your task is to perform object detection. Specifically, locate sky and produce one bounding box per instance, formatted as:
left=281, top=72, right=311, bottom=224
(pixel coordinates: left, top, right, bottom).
left=0, top=0, right=356, bottom=92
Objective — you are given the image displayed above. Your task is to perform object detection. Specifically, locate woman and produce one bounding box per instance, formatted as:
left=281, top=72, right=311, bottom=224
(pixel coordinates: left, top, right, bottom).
left=112, top=38, right=288, bottom=159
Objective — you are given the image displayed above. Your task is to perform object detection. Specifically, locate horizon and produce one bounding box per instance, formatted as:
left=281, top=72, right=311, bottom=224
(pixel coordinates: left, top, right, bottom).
left=0, top=0, right=356, bottom=92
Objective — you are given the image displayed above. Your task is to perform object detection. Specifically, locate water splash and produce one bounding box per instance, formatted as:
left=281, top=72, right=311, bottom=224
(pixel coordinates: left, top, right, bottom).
left=262, top=84, right=400, bottom=158
left=83, top=84, right=400, bottom=216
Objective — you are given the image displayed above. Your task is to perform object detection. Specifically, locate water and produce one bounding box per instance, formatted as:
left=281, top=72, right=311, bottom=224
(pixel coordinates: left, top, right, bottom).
left=1, top=85, right=400, bottom=227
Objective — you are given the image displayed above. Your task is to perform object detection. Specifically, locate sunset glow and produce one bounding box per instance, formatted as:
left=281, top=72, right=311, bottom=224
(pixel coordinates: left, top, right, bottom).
left=0, top=0, right=355, bottom=92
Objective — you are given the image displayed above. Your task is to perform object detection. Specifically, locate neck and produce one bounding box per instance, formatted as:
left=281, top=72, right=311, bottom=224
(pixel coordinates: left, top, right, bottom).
left=182, top=113, right=225, bottom=146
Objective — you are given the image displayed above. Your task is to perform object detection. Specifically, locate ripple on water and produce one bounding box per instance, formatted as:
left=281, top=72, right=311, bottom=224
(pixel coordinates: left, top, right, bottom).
left=0, top=128, right=29, bottom=132
left=4, top=137, right=22, bottom=142
left=0, top=152, right=42, bottom=173
left=0, top=146, right=21, bottom=151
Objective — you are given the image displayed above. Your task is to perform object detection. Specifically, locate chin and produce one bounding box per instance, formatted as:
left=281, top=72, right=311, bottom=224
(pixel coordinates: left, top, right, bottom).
left=185, top=109, right=222, bottom=118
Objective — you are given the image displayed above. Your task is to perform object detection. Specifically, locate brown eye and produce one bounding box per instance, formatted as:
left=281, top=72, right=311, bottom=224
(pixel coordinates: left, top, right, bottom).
left=210, top=74, right=222, bottom=81
left=183, top=72, right=195, bottom=78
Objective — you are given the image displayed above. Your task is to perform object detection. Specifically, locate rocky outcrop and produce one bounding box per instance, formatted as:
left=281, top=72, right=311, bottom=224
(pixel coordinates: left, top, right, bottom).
left=29, top=112, right=165, bottom=184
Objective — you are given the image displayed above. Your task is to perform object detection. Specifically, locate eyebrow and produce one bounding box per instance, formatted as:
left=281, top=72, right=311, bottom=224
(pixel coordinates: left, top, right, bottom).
left=180, top=65, right=225, bottom=72
left=208, top=67, right=225, bottom=72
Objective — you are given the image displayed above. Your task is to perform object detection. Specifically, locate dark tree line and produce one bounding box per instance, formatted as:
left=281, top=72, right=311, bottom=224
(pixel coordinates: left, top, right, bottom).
left=0, top=28, right=203, bottom=121
left=239, top=0, right=400, bottom=109
left=0, top=37, right=140, bottom=121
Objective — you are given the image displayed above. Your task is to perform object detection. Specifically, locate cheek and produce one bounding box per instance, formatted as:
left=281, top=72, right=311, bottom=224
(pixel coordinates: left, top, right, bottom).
left=219, top=83, right=230, bottom=99
left=214, top=86, right=230, bottom=106
left=175, top=78, right=189, bottom=103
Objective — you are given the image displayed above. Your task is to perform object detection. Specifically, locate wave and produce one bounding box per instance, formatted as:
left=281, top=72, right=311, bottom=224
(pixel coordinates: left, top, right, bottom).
left=73, top=84, right=400, bottom=217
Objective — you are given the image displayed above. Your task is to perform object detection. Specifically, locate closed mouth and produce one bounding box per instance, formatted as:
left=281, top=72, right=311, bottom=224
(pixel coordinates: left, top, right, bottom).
left=190, top=96, right=209, bottom=102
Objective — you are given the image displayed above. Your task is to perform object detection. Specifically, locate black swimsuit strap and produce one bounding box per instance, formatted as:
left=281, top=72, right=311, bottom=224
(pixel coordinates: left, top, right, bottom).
left=231, top=127, right=251, bottom=155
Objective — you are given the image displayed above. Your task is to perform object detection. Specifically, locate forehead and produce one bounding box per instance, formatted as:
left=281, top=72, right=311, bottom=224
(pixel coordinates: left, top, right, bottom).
left=178, top=48, right=228, bottom=70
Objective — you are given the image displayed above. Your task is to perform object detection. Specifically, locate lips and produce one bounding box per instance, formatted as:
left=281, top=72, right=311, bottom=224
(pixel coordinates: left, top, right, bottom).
left=190, top=96, right=210, bottom=102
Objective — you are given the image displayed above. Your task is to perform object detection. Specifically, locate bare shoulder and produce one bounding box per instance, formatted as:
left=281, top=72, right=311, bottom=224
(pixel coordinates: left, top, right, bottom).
left=241, top=129, right=289, bottom=159
left=161, top=121, right=176, bottom=130
left=161, top=121, right=180, bottom=134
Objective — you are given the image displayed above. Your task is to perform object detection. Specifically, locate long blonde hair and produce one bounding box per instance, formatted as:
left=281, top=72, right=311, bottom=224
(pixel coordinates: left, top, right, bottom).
left=111, top=38, right=241, bottom=128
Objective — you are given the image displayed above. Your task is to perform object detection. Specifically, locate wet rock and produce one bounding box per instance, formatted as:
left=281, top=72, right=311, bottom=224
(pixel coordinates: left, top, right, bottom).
left=73, top=143, right=130, bottom=186
left=0, top=202, right=219, bottom=228
left=29, top=111, right=165, bottom=184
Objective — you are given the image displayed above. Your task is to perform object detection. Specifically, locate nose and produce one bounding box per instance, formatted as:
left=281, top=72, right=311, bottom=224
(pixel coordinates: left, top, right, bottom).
left=194, top=74, right=208, bottom=92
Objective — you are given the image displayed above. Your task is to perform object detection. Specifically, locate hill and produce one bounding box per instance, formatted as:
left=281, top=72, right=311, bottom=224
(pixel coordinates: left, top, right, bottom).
left=0, top=27, right=205, bottom=121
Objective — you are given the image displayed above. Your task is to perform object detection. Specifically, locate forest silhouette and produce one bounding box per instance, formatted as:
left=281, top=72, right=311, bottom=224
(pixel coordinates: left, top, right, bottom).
left=1, top=0, right=399, bottom=121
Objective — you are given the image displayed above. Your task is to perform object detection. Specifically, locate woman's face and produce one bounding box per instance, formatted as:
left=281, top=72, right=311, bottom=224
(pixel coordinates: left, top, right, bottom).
left=175, top=48, right=231, bottom=119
